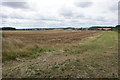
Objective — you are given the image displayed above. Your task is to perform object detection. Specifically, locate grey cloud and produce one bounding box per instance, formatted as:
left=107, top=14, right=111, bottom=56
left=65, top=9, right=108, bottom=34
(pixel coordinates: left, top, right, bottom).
left=75, top=2, right=93, bottom=8
left=59, top=7, right=85, bottom=19
left=2, top=14, right=24, bottom=19
left=61, top=11, right=73, bottom=17
left=2, top=19, right=7, bottom=23
left=10, top=14, right=24, bottom=19
left=2, top=2, right=29, bottom=9
left=59, top=8, right=74, bottom=19
left=110, top=4, right=118, bottom=11
left=35, top=16, right=62, bottom=22
left=118, top=2, right=120, bottom=24
left=75, top=14, right=85, bottom=19
left=93, top=17, right=106, bottom=22
left=119, top=2, right=120, bottom=10
left=1, top=0, right=117, bottom=28
left=1, top=14, right=8, bottom=18
left=40, top=18, right=61, bottom=21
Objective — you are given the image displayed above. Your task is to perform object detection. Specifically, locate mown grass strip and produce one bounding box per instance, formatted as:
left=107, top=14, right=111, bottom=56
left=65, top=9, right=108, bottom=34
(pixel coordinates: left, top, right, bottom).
left=64, top=31, right=118, bottom=54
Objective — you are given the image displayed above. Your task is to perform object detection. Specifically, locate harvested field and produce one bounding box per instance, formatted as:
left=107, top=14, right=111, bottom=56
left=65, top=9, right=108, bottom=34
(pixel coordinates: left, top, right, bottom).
left=2, top=30, right=103, bottom=61
left=2, top=30, right=102, bottom=45
left=2, top=30, right=118, bottom=78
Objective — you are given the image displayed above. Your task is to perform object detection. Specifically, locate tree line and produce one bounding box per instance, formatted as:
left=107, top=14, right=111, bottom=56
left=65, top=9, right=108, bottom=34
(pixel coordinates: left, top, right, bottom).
left=1, top=25, right=119, bottom=31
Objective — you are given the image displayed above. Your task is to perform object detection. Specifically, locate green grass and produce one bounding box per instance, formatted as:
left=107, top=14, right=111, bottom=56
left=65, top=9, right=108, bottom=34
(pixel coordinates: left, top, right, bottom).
left=64, top=31, right=118, bottom=54
left=2, top=34, right=5, bottom=38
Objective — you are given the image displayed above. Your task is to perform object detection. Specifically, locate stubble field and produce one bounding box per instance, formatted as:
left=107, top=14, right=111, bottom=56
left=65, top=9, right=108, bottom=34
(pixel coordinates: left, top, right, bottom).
left=2, top=30, right=118, bottom=78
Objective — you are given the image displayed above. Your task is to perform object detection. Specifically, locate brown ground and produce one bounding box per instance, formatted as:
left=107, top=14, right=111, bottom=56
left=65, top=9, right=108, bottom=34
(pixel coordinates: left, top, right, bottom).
left=2, top=30, right=103, bottom=46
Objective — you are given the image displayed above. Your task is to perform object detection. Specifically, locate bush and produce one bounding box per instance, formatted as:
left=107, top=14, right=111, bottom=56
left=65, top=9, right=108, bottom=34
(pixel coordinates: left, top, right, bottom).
left=115, top=25, right=120, bottom=33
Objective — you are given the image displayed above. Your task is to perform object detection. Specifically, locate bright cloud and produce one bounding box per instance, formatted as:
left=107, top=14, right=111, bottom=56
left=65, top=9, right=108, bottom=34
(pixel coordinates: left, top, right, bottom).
left=0, top=0, right=119, bottom=28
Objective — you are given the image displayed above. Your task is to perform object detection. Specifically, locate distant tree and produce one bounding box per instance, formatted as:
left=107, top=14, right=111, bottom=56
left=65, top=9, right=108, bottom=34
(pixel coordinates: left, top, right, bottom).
left=116, top=25, right=120, bottom=28
left=66, top=27, right=73, bottom=29
left=72, top=28, right=76, bottom=30
left=81, top=28, right=87, bottom=30
left=88, top=27, right=100, bottom=30
left=115, top=25, right=120, bottom=33
left=2, top=27, right=16, bottom=30
left=101, top=28, right=105, bottom=31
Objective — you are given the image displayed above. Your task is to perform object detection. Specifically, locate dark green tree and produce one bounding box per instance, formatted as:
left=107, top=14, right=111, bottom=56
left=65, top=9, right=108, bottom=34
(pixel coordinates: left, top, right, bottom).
left=2, top=27, right=16, bottom=30
left=115, top=25, right=120, bottom=33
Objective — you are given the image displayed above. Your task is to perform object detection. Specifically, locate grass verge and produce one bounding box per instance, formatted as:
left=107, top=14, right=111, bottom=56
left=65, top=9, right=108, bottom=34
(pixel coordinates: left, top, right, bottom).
left=64, top=31, right=118, bottom=54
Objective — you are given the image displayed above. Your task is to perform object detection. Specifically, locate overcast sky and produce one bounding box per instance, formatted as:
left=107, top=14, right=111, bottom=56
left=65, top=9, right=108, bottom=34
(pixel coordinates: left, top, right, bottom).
left=0, top=0, right=119, bottom=29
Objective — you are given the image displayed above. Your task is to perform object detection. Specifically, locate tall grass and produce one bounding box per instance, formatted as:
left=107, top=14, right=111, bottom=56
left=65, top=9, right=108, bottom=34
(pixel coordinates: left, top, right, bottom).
left=2, top=38, right=55, bottom=61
